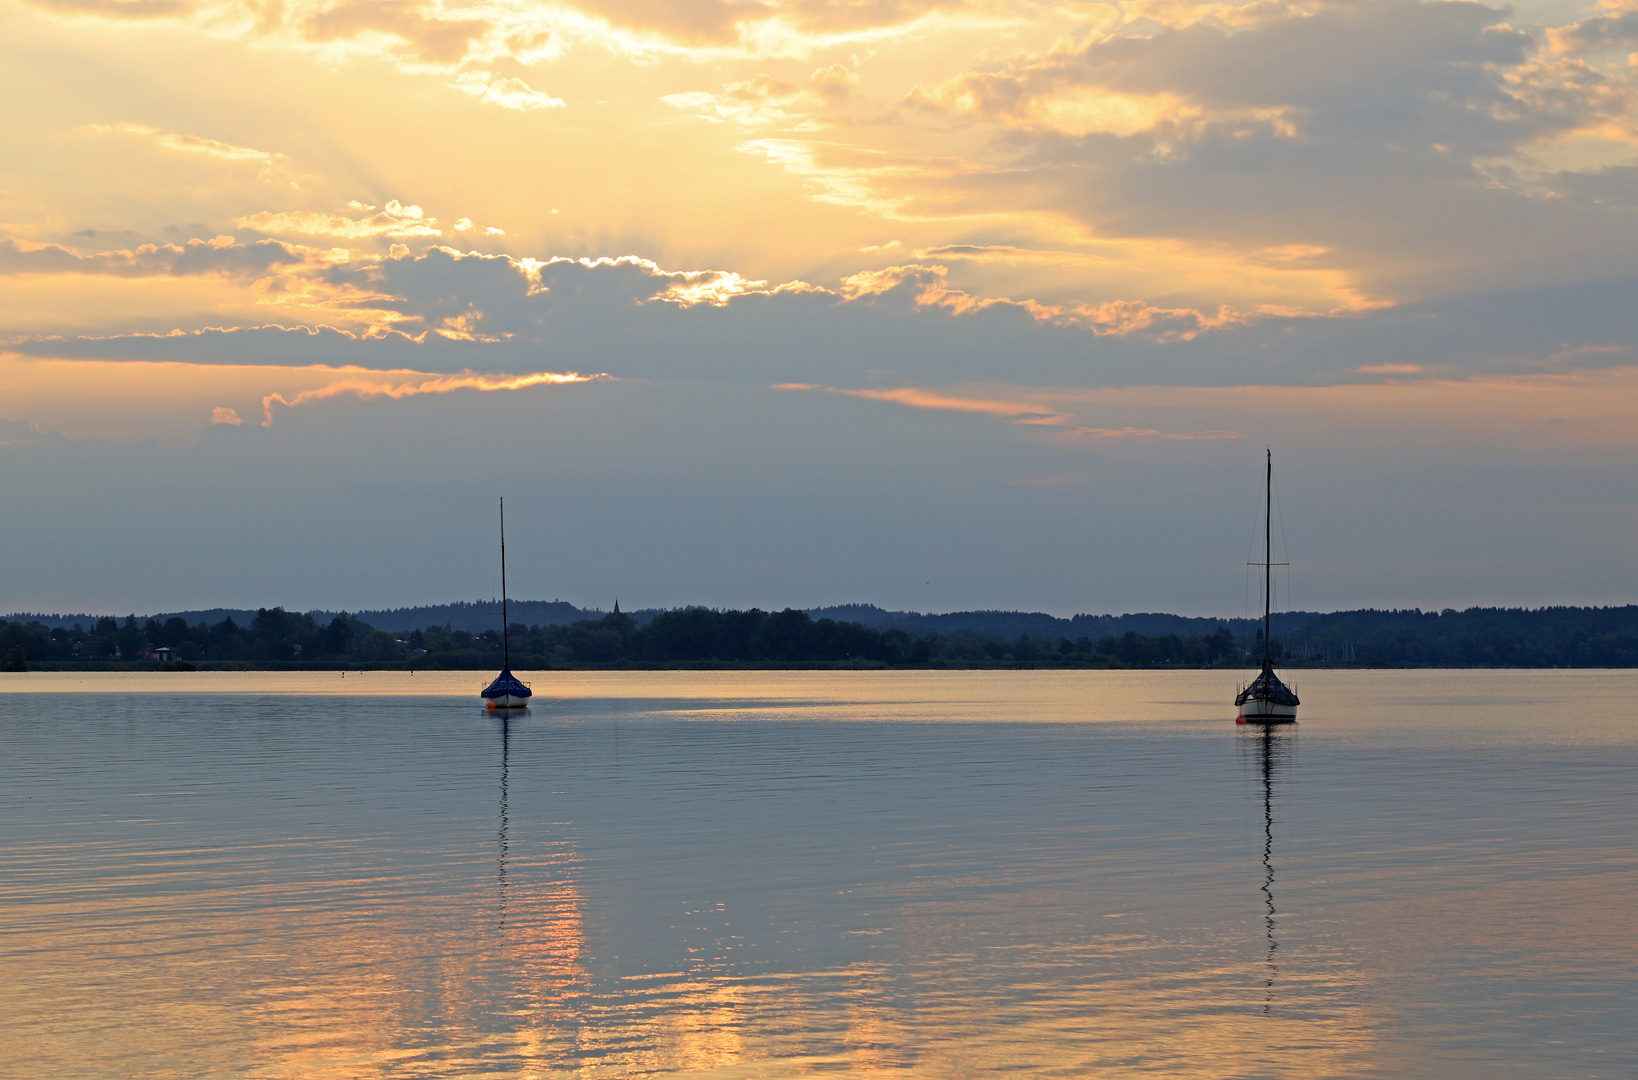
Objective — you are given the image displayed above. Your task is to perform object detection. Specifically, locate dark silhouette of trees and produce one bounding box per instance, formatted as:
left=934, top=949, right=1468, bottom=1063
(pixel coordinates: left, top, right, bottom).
left=9, top=602, right=1638, bottom=669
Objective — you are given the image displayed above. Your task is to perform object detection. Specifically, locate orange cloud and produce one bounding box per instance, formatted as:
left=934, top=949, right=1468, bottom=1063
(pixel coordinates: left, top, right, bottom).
left=0, top=235, right=318, bottom=278
left=80, top=122, right=279, bottom=164
left=261, top=369, right=606, bottom=424
left=781, top=381, right=1258, bottom=442
left=830, top=385, right=1071, bottom=426
left=237, top=201, right=442, bottom=240
left=1052, top=425, right=1163, bottom=441
left=450, top=71, right=564, bottom=111
left=780, top=383, right=1252, bottom=441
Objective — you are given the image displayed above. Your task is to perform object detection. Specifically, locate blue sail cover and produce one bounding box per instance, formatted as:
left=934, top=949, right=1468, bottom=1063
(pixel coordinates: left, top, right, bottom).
left=481, top=668, right=532, bottom=700
left=1235, top=663, right=1300, bottom=707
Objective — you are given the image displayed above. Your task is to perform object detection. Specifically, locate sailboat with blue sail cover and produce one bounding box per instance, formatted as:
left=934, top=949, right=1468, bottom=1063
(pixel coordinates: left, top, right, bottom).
left=1236, top=450, right=1299, bottom=723
left=481, top=497, right=532, bottom=710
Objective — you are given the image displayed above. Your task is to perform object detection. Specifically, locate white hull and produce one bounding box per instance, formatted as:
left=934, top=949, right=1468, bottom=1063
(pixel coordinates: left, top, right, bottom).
left=486, top=694, right=530, bottom=709
left=1237, top=700, right=1297, bottom=723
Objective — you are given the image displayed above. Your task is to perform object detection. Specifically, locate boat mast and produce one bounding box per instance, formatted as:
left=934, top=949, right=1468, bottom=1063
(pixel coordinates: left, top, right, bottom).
left=1263, top=449, right=1272, bottom=669
left=500, top=496, right=510, bottom=671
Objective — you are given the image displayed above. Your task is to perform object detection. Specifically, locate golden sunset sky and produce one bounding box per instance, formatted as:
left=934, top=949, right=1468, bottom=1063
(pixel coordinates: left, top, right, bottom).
left=3, top=0, right=1637, bottom=614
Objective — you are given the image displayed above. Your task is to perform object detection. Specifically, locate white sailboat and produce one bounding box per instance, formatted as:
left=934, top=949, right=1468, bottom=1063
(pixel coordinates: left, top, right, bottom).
left=1236, top=451, right=1299, bottom=723
left=480, top=497, right=532, bottom=710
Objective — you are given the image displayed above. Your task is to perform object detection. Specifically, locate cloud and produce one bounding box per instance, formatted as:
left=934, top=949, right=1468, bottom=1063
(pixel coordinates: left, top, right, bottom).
left=237, top=200, right=444, bottom=240
left=7, top=243, right=1244, bottom=386
left=778, top=381, right=1239, bottom=440
left=910, top=1, right=1538, bottom=144
left=663, top=63, right=858, bottom=125
left=915, top=244, right=1109, bottom=265
left=837, top=262, right=1254, bottom=340
left=0, top=235, right=317, bottom=278
left=80, top=122, right=279, bottom=164
left=210, top=406, right=244, bottom=425
left=911, top=78, right=1295, bottom=140
left=450, top=71, right=564, bottom=110
left=299, top=0, right=490, bottom=62
left=1052, top=425, right=1163, bottom=440
left=6, top=324, right=431, bottom=367
left=11, top=247, right=1637, bottom=398
left=305, top=248, right=827, bottom=334
left=23, top=0, right=997, bottom=74
left=24, top=0, right=191, bottom=18
left=260, top=367, right=605, bottom=423
left=1549, top=7, right=1638, bottom=55
left=13, top=235, right=1263, bottom=352
left=809, top=61, right=859, bottom=101
left=831, top=0, right=1638, bottom=307
left=553, top=0, right=990, bottom=52
left=738, top=139, right=907, bottom=214
left=0, top=417, right=71, bottom=444
left=828, top=384, right=1073, bottom=425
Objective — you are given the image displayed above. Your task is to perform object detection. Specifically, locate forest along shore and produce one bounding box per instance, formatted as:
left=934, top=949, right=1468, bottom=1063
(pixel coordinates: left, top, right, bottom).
left=6, top=604, right=1638, bottom=671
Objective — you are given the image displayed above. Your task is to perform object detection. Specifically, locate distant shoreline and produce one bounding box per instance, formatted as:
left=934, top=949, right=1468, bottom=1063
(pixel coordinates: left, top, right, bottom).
left=3, top=659, right=1595, bottom=672
left=8, top=603, right=1638, bottom=671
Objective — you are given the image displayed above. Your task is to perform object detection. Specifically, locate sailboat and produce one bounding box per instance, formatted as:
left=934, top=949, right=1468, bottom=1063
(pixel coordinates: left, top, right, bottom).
left=481, top=497, right=533, bottom=710
left=1236, top=450, right=1299, bottom=723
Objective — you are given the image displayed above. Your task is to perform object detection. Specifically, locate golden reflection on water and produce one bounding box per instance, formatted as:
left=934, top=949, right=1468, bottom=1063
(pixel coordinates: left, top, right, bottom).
left=4, top=670, right=1636, bottom=1077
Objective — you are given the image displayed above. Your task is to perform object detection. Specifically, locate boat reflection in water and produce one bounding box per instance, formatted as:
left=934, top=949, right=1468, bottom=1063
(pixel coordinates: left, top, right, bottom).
left=482, top=709, right=595, bottom=1058
left=1241, top=723, right=1295, bottom=1015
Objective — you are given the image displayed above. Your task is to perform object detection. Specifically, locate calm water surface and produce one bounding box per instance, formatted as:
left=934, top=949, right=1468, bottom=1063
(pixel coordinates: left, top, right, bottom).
left=1, top=670, right=1634, bottom=1078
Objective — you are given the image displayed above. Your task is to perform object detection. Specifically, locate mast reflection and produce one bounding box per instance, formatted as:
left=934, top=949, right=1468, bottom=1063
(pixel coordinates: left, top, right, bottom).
left=495, top=709, right=519, bottom=934
left=1241, top=725, right=1295, bottom=1015
left=482, top=706, right=595, bottom=1035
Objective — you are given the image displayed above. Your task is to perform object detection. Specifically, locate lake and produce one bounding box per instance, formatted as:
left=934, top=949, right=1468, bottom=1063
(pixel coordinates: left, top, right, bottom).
left=1, top=669, right=1634, bottom=1078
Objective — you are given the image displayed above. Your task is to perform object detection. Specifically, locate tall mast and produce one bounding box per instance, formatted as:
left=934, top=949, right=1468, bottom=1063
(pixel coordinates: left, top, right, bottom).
left=1263, top=449, right=1273, bottom=668
left=500, top=496, right=510, bottom=670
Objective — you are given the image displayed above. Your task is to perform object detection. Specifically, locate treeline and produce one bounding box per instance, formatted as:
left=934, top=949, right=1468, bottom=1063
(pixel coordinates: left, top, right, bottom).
left=0, top=609, right=403, bottom=669
left=1286, top=605, right=1638, bottom=667
left=4, top=601, right=1263, bottom=638
left=422, top=610, right=1241, bottom=668
left=9, top=603, right=1638, bottom=671
left=0, top=607, right=1242, bottom=670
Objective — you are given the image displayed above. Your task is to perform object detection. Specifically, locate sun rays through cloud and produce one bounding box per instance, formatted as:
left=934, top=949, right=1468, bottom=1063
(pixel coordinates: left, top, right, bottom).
left=8, top=0, right=1638, bottom=612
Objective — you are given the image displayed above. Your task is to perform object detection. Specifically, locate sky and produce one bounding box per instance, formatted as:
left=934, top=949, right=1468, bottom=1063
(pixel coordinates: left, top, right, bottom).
left=3, top=0, right=1638, bottom=618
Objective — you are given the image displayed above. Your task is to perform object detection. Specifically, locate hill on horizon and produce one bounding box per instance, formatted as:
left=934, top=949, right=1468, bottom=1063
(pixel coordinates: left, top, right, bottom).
left=5, top=599, right=1278, bottom=638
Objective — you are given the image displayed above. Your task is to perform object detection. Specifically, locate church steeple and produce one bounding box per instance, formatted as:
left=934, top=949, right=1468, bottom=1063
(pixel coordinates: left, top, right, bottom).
left=613, top=598, right=620, bottom=615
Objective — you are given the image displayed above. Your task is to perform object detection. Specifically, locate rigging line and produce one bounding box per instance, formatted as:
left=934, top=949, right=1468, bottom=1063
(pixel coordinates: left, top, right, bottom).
left=492, top=541, right=503, bottom=606
left=1244, top=469, right=1265, bottom=571
left=1271, top=458, right=1293, bottom=648
left=1244, top=457, right=1267, bottom=666
left=1245, top=559, right=1253, bottom=631
left=1238, top=462, right=1264, bottom=681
